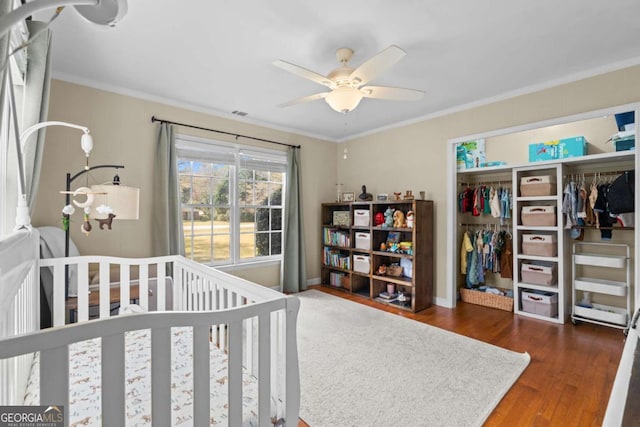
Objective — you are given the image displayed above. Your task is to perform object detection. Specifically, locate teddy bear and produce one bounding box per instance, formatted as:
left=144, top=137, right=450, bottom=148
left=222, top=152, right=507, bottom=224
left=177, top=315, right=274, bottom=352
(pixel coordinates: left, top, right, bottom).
left=393, top=210, right=406, bottom=228
left=383, top=207, right=394, bottom=227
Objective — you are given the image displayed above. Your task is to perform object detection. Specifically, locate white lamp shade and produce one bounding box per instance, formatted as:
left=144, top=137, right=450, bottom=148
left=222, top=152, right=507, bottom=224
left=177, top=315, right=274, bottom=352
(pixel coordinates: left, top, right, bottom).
left=90, top=184, right=140, bottom=220
left=325, top=86, right=364, bottom=113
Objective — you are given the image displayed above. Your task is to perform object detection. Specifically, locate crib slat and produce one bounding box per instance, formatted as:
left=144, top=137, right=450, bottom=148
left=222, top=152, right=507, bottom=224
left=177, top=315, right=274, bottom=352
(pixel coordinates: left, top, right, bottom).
left=120, top=265, right=130, bottom=310
left=102, top=333, right=125, bottom=426
left=258, top=312, right=271, bottom=427
left=77, top=263, right=89, bottom=322
left=99, top=263, right=110, bottom=319
left=52, top=266, right=65, bottom=327
left=151, top=328, right=171, bottom=427
left=228, top=320, right=242, bottom=426
left=139, top=264, right=149, bottom=311
left=193, top=324, right=210, bottom=426
left=40, top=346, right=69, bottom=421
left=156, top=262, right=166, bottom=310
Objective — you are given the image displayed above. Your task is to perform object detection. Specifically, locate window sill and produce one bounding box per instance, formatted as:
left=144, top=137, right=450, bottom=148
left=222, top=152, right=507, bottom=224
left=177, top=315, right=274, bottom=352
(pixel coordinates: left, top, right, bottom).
left=214, top=258, right=282, bottom=272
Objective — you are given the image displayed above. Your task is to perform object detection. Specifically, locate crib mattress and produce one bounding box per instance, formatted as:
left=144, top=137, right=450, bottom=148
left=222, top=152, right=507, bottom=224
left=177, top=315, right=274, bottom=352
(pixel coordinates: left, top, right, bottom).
left=23, top=328, right=280, bottom=426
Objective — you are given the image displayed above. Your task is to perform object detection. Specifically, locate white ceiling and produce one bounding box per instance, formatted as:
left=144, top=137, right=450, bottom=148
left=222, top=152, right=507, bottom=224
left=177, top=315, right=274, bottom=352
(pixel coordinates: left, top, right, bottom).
left=35, top=0, right=640, bottom=141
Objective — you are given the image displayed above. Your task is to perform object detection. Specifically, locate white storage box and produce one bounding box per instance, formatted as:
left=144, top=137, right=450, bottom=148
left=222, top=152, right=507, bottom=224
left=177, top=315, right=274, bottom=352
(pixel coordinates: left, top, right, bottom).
left=521, top=263, right=557, bottom=286
left=520, top=175, right=556, bottom=197
left=521, top=206, right=556, bottom=226
left=353, top=254, right=370, bottom=274
left=522, top=290, right=558, bottom=318
left=353, top=209, right=370, bottom=227
left=522, top=234, right=557, bottom=257
left=355, top=232, right=371, bottom=250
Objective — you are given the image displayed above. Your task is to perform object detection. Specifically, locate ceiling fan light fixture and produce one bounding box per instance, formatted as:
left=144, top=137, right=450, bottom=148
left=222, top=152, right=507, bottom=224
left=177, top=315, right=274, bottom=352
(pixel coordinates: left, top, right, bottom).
left=325, top=86, right=363, bottom=113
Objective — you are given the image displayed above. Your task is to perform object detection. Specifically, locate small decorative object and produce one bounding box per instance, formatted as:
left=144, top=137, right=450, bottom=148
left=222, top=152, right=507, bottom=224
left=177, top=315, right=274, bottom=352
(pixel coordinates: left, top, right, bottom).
left=387, top=283, right=395, bottom=294
left=95, top=213, right=116, bottom=230
left=393, top=210, right=406, bottom=228
left=377, top=265, right=388, bottom=276
left=397, top=291, right=407, bottom=302
left=376, top=193, right=388, bottom=201
left=393, top=192, right=402, bottom=201
left=419, top=191, right=426, bottom=200
left=336, top=183, right=343, bottom=202
left=406, top=210, right=414, bottom=228
left=81, top=206, right=92, bottom=236
left=383, top=207, right=394, bottom=227
left=341, top=192, right=355, bottom=202
left=403, top=190, right=414, bottom=200
left=374, top=211, right=385, bottom=226
left=358, top=185, right=373, bottom=201
left=380, top=242, right=387, bottom=251
left=61, top=204, right=75, bottom=231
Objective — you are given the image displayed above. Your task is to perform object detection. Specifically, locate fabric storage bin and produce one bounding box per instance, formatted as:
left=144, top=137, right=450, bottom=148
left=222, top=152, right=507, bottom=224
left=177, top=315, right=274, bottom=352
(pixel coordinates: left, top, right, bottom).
left=355, top=232, right=371, bottom=250
left=353, top=255, right=370, bottom=274
left=521, top=206, right=556, bottom=226
left=353, top=209, right=370, bottom=226
left=519, top=175, right=556, bottom=197
left=521, top=262, right=557, bottom=286
left=521, top=290, right=558, bottom=317
left=522, top=234, right=557, bottom=257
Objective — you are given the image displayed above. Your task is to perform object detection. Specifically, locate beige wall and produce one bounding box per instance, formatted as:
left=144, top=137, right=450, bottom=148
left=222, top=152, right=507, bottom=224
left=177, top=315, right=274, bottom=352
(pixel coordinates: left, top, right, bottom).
left=35, top=65, right=640, bottom=298
left=341, top=65, right=640, bottom=303
left=32, top=80, right=337, bottom=288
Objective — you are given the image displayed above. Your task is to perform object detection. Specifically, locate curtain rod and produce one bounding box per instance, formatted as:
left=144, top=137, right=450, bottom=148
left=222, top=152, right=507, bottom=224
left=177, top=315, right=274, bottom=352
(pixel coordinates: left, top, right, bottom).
left=151, top=116, right=301, bottom=149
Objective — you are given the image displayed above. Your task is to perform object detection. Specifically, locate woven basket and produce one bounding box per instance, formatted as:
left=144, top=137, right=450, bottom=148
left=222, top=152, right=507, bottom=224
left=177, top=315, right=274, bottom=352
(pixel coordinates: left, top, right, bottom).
left=460, top=287, right=513, bottom=312
left=387, top=265, right=403, bottom=277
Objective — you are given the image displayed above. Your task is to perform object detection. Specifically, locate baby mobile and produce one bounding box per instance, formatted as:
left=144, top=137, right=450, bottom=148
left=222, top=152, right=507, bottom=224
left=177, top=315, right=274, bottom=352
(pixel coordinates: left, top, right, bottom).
left=60, top=186, right=115, bottom=236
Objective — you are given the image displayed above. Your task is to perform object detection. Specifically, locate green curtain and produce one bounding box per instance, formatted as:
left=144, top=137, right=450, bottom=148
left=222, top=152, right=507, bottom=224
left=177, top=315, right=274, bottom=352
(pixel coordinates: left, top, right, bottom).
left=152, top=122, right=184, bottom=256
left=282, top=146, right=306, bottom=293
left=22, top=21, right=52, bottom=210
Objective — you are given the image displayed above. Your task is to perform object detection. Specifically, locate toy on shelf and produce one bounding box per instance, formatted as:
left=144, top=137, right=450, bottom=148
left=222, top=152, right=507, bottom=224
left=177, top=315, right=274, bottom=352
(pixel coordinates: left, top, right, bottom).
left=374, top=211, right=385, bottom=226
left=393, top=210, right=406, bottom=228
left=406, top=210, right=414, bottom=228
left=393, top=192, right=402, bottom=201
left=383, top=207, right=394, bottom=227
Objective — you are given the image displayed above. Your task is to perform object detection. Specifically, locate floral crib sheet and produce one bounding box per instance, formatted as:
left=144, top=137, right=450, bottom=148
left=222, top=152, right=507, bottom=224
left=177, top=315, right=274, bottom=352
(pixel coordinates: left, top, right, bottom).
left=24, top=327, right=281, bottom=426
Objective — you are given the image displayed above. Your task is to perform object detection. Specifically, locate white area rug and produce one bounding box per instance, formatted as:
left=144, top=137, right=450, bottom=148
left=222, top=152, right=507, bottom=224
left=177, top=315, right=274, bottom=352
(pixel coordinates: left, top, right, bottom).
left=297, top=290, right=530, bottom=427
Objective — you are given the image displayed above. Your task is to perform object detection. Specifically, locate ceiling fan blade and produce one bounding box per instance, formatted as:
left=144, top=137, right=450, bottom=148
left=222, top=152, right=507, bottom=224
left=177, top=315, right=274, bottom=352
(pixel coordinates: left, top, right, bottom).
left=273, top=60, right=335, bottom=88
left=349, top=45, right=406, bottom=86
left=277, top=92, right=329, bottom=108
left=361, top=86, right=424, bottom=101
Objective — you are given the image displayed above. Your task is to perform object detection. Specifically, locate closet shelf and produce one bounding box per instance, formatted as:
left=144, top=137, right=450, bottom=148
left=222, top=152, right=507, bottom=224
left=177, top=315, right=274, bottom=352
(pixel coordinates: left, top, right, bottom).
left=571, top=226, right=634, bottom=231
left=517, top=254, right=559, bottom=262
left=517, top=282, right=559, bottom=293
left=574, top=304, right=628, bottom=326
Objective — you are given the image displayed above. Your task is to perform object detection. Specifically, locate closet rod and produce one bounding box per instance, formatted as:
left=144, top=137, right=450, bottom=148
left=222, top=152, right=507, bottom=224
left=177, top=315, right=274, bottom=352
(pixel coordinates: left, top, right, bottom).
left=458, top=223, right=512, bottom=227
left=564, top=169, right=633, bottom=178
left=458, top=181, right=512, bottom=186
left=150, top=116, right=301, bottom=149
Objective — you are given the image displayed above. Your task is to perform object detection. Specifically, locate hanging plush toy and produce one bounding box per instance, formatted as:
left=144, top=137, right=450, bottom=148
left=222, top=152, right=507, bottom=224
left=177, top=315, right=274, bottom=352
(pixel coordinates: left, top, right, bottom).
left=81, top=207, right=92, bottom=236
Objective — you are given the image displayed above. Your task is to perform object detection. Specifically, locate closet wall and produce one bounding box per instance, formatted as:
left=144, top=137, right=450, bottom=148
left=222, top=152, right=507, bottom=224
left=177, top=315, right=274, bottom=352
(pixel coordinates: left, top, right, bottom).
left=448, top=103, right=638, bottom=324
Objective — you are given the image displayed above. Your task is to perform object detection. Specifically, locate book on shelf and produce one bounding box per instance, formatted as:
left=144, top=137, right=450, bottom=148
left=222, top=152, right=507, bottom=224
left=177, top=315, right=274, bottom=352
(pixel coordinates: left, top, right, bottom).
left=378, top=291, right=397, bottom=300
left=375, top=296, right=398, bottom=303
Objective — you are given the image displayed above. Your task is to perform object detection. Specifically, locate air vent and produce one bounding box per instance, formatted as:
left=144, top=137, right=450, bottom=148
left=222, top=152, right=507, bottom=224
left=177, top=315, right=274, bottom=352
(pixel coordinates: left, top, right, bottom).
left=232, top=110, right=248, bottom=116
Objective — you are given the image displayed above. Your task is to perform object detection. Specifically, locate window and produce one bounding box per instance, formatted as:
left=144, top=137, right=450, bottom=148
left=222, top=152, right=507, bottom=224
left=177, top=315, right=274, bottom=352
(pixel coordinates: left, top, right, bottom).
left=177, top=136, right=286, bottom=266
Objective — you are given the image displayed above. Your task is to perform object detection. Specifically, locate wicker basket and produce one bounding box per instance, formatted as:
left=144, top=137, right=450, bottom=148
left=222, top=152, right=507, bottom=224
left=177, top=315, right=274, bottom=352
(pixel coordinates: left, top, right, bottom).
left=459, top=287, right=513, bottom=312
left=387, top=264, right=403, bottom=277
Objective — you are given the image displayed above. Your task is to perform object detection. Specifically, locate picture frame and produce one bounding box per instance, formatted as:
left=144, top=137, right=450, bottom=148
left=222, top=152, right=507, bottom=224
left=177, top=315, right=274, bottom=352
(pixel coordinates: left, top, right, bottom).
left=341, top=192, right=355, bottom=202
left=376, top=193, right=388, bottom=201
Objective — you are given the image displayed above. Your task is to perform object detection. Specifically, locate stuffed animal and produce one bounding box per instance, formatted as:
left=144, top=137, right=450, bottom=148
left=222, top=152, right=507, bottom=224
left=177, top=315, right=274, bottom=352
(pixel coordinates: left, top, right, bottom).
left=406, top=210, right=414, bottom=228
left=393, top=210, right=406, bottom=228
left=383, top=207, right=394, bottom=227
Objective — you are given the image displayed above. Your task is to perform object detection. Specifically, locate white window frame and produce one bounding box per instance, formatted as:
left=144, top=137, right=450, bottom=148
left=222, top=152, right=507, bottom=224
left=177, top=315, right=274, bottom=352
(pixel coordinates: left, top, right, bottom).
left=176, top=134, right=287, bottom=267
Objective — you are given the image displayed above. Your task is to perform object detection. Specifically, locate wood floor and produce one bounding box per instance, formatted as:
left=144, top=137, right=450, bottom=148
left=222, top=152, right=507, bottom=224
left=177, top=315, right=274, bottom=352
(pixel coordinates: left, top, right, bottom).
left=298, top=285, right=625, bottom=426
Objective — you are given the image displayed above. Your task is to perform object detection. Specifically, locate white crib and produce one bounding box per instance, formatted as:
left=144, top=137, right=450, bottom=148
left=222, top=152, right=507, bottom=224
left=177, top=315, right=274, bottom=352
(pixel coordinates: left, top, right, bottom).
left=0, top=229, right=300, bottom=426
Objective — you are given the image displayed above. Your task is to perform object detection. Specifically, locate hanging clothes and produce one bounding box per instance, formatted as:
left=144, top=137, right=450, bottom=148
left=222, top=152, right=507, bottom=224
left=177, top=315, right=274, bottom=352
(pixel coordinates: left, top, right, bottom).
left=500, top=232, right=513, bottom=279
left=460, top=231, right=473, bottom=275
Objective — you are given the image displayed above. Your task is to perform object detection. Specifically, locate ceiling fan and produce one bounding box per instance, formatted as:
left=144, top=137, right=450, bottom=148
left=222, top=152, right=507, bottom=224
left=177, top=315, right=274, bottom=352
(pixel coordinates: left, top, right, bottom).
left=273, top=45, right=424, bottom=114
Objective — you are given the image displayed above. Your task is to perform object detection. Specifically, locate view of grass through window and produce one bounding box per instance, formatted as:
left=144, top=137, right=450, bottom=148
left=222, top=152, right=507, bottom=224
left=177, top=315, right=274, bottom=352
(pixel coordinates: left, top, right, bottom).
left=179, top=158, right=283, bottom=265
